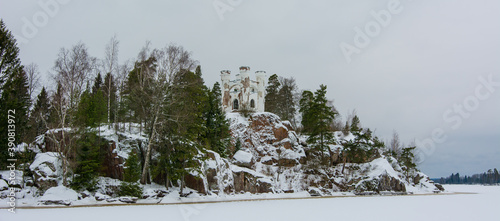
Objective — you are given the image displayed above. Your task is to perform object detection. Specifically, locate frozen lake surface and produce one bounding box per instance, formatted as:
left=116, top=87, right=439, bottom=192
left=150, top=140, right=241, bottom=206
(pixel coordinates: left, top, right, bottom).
left=2, top=185, right=499, bottom=221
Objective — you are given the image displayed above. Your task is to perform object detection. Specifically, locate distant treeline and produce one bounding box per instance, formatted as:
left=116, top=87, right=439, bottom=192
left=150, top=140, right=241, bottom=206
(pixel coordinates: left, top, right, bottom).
left=433, top=168, right=500, bottom=185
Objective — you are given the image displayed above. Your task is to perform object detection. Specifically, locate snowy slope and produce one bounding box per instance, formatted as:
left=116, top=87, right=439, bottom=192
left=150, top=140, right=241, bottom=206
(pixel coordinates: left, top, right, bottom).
left=0, top=112, right=442, bottom=207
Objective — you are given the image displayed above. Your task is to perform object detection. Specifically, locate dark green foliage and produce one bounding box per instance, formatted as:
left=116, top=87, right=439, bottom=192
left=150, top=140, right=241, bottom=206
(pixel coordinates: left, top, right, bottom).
left=169, top=68, right=208, bottom=140
left=399, top=146, right=417, bottom=176
left=119, top=182, right=143, bottom=197
left=0, top=21, right=30, bottom=167
left=299, top=90, right=315, bottom=133
left=122, top=56, right=156, bottom=126
left=167, top=139, right=200, bottom=194
left=438, top=168, right=500, bottom=185
left=265, top=75, right=298, bottom=122
left=70, top=132, right=103, bottom=191
left=0, top=68, right=31, bottom=139
left=0, top=19, right=22, bottom=87
left=341, top=130, right=382, bottom=165
left=75, top=89, right=107, bottom=127
left=233, top=137, right=242, bottom=155
left=342, top=139, right=367, bottom=164
left=75, top=74, right=107, bottom=127
left=92, top=73, right=103, bottom=94
left=202, top=82, right=230, bottom=157
left=300, top=85, right=336, bottom=153
left=27, top=87, right=51, bottom=142
left=120, top=149, right=143, bottom=197
left=123, top=150, right=141, bottom=182
left=153, top=67, right=207, bottom=192
left=276, top=77, right=297, bottom=122
left=350, top=115, right=361, bottom=132
left=264, top=74, right=280, bottom=113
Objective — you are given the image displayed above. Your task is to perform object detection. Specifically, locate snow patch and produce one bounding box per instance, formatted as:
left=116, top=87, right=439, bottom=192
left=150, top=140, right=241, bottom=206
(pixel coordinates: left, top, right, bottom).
left=233, top=150, right=253, bottom=165
left=39, top=186, right=78, bottom=205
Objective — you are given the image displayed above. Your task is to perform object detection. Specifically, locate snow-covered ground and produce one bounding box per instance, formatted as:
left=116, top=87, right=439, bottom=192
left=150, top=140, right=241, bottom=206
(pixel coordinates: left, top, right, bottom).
left=1, top=185, right=498, bottom=221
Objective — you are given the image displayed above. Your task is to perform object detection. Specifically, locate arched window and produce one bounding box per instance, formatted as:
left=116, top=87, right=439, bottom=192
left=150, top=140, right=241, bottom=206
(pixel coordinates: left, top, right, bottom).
left=250, top=99, right=255, bottom=108
left=233, top=99, right=239, bottom=110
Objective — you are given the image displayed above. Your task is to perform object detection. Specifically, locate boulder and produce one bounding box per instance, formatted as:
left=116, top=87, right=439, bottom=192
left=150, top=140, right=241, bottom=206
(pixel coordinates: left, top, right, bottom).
left=232, top=167, right=272, bottom=194
left=94, top=192, right=107, bottom=201
left=119, top=196, right=138, bottom=203
left=101, top=142, right=124, bottom=180
left=39, top=186, right=78, bottom=206
left=377, top=174, right=406, bottom=192
left=308, top=187, right=322, bottom=196
left=29, top=152, right=62, bottom=192
left=233, top=150, right=253, bottom=168
left=184, top=173, right=206, bottom=195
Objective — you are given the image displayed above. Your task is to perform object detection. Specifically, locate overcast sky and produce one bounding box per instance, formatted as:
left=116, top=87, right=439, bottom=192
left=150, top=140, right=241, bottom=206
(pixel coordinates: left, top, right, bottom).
left=1, top=0, right=499, bottom=178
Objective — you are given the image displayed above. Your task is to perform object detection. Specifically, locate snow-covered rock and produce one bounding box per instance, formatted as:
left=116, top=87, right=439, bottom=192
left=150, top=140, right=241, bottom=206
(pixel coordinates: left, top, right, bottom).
left=0, top=179, right=8, bottom=191
left=29, top=152, right=62, bottom=192
left=233, top=150, right=253, bottom=168
left=39, top=186, right=78, bottom=206
left=119, top=196, right=138, bottom=203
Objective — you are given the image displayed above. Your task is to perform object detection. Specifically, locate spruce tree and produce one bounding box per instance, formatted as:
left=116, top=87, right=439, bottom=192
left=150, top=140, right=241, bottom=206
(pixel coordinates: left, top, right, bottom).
left=76, top=75, right=107, bottom=127
left=123, top=150, right=141, bottom=182
left=276, top=77, right=297, bottom=122
left=299, top=90, right=314, bottom=133
left=0, top=20, right=30, bottom=167
left=202, top=82, right=230, bottom=157
left=119, top=149, right=143, bottom=197
left=27, top=87, right=51, bottom=142
left=0, top=19, right=22, bottom=88
left=400, top=146, right=417, bottom=177
left=350, top=115, right=361, bottom=132
left=264, top=74, right=280, bottom=114
left=162, top=68, right=207, bottom=193
left=71, top=132, right=102, bottom=191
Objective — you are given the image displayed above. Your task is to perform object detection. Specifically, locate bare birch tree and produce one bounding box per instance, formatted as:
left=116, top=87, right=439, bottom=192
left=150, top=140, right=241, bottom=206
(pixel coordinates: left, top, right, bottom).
left=24, top=63, right=41, bottom=102
left=102, top=36, right=119, bottom=127
left=53, top=42, right=96, bottom=112
left=390, top=130, right=402, bottom=157
left=49, top=42, right=96, bottom=186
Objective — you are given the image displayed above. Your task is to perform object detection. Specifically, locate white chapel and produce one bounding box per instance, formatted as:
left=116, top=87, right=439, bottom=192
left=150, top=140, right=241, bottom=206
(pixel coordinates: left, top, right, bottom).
left=220, top=66, right=266, bottom=112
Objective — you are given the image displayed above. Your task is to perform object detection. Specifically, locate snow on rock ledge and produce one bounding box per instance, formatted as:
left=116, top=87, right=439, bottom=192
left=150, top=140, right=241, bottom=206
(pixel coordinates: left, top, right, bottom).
left=39, top=186, right=78, bottom=206
left=29, top=152, right=62, bottom=192
left=233, top=150, right=253, bottom=168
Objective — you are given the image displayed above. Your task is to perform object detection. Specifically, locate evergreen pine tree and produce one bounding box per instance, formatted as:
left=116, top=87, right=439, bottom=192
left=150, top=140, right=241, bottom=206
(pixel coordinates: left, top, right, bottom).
left=75, top=74, right=107, bottom=128
left=123, top=150, right=141, bottom=182
left=299, top=90, right=314, bottom=133
left=350, top=115, right=361, bottom=132
left=202, top=82, right=230, bottom=157
left=400, top=146, right=417, bottom=177
left=264, top=74, right=280, bottom=114
left=0, top=20, right=30, bottom=167
left=119, top=149, right=143, bottom=197
left=70, top=132, right=102, bottom=191
left=0, top=19, right=22, bottom=88
left=27, top=87, right=51, bottom=142
left=306, top=85, right=336, bottom=153
left=276, top=77, right=297, bottom=122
